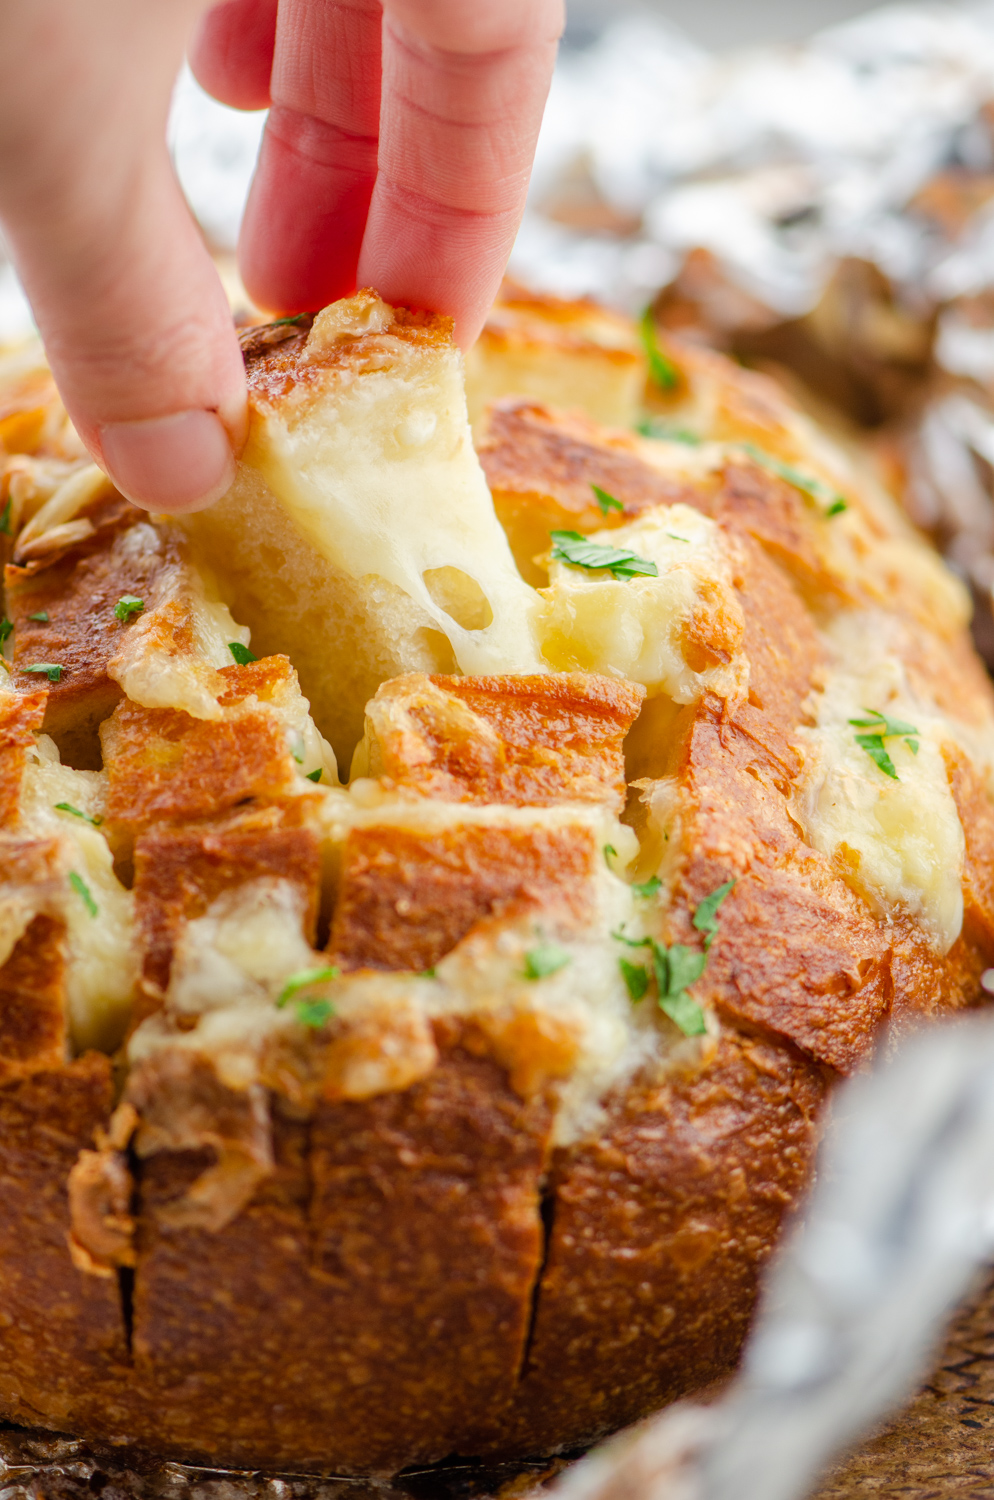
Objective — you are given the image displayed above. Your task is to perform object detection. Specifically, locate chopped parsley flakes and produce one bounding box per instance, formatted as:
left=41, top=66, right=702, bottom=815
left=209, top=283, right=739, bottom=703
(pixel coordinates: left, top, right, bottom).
left=849, top=709, right=919, bottom=781
left=295, top=998, right=335, bottom=1028
left=640, top=308, right=679, bottom=390
left=55, top=802, right=103, bottom=828
left=636, top=416, right=700, bottom=445
left=276, top=965, right=340, bottom=1008
left=21, top=663, right=62, bottom=683
left=27, top=610, right=48, bottom=623
left=114, top=595, right=145, bottom=623
left=631, top=875, right=662, bottom=900
left=276, top=966, right=339, bottom=1027
left=692, top=878, right=736, bottom=949
left=306, top=768, right=322, bottom=783
left=228, top=641, right=257, bottom=666
left=612, top=878, right=736, bottom=1036
left=523, top=944, right=571, bottom=980
left=550, top=530, right=659, bottom=581
left=269, top=313, right=311, bottom=329
left=619, top=957, right=650, bottom=1001
left=0, top=498, right=11, bottom=535
left=592, top=484, right=624, bottom=517
left=741, top=443, right=847, bottom=515
left=604, top=843, right=618, bottom=866
left=69, top=871, right=98, bottom=918
left=0, top=618, right=12, bottom=648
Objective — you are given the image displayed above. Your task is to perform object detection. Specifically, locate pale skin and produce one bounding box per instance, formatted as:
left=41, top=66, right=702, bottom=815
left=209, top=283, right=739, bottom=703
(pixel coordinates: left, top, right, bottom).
left=0, top=0, right=564, bottom=512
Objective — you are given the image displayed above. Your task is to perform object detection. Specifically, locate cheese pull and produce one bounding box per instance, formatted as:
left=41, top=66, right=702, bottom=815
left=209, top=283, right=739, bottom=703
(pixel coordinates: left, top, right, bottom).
left=184, top=292, right=544, bottom=764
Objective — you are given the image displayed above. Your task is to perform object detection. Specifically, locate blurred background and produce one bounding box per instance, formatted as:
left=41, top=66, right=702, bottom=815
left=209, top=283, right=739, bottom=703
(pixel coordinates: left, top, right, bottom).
left=564, top=0, right=877, bottom=47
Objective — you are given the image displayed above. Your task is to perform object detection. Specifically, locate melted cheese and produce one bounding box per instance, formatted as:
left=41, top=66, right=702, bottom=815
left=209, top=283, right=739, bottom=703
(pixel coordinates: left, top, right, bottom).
left=125, top=789, right=712, bottom=1145
left=20, top=740, right=136, bottom=1051
left=244, top=294, right=543, bottom=679
left=107, top=521, right=251, bottom=721
left=537, top=507, right=747, bottom=704
left=793, top=614, right=965, bottom=953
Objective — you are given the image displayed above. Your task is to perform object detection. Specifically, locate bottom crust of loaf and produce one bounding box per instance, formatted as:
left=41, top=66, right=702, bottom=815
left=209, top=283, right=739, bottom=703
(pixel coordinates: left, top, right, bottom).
left=0, top=1025, right=825, bottom=1474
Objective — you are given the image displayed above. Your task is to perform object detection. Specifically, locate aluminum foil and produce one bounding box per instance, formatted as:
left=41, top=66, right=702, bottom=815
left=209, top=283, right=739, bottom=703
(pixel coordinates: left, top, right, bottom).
left=543, top=1015, right=994, bottom=1500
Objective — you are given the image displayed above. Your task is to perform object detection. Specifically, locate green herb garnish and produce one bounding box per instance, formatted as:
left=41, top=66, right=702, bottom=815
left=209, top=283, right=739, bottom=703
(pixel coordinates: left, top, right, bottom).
left=69, top=871, right=97, bottom=918
left=636, top=416, right=700, bottom=444
left=55, top=802, right=103, bottom=828
left=632, top=875, right=662, bottom=900
left=21, top=663, right=62, bottom=683
left=619, top=957, right=650, bottom=1001
left=268, top=313, right=311, bottom=329
left=640, top=308, right=679, bottom=390
left=604, top=844, right=618, bottom=865
left=523, top=944, right=571, bottom=980
left=418, top=967, right=437, bottom=978
left=114, top=595, right=145, bottom=623
left=295, top=998, right=335, bottom=1028
left=28, top=610, right=48, bottom=623
left=592, top=484, right=624, bottom=517
left=550, top=530, right=659, bottom=582
left=741, top=444, right=846, bottom=514
left=659, top=989, right=708, bottom=1036
left=306, top=768, right=322, bottom=783
left=228, top=642, right=257, bottom=666
left=692, top=879, right=736, bottom=949
left=276, top=965, right=340, bottom=1008
left=848, top=709, right=919, bottom=781
left=612, top=929, right=707, bottom=1036
left=0, top=498, right=11, bottom=535
left=0, top=618, right=12, bottom=647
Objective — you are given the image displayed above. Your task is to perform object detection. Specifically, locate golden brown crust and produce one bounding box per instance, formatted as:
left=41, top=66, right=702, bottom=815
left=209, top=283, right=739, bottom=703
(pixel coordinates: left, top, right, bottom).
left=478, top=400, right=713, bottom=582
left=5, top=494, right=158, bottom=768
left=362, top=671, right=643, bottom=810
left=485, top=1029, right=827, bottom=1456
left=0, top=912, right=67, bottom=1084
left=133, top=806, right=322, bottom=1000
left=102, top=678, right=296, bottom=836
left=120, top=1024, right=553, bottom=1470
left=0, top=1055, right=130, bottom=1434
left=0, top=688, right=46, bottom=824
left=241, top=299, right=453, bottom=410
left=329, top=821, right=598, bottom=973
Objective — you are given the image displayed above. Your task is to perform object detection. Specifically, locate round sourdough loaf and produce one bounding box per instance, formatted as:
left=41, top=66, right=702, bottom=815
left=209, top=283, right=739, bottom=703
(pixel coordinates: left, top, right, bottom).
left=0, top=288, right=992, bottom=1475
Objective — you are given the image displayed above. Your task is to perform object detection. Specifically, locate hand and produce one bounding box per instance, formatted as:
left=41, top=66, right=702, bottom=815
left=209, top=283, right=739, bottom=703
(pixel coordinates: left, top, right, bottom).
left=0, top=0, right=563, bottom=512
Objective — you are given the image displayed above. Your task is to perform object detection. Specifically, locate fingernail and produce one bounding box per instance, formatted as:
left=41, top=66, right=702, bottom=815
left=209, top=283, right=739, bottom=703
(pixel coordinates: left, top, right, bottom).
left=99, top=410, right=236, bottom=514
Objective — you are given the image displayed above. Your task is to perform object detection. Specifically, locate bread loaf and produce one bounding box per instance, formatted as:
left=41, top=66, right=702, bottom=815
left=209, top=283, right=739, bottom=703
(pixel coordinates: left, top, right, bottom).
left=0, top=289, right=991, bottom=1473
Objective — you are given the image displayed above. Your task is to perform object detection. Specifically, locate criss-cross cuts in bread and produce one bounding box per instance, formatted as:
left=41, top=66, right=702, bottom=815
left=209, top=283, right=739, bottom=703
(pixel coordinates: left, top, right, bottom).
left=0, top=291, right=993, bottom=1472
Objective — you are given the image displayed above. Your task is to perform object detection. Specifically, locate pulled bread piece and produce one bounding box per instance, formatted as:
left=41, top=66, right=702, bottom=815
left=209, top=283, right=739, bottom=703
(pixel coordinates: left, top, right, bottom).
left=0, top=293, right=992, bottom=1475
left=182, top=292, right=542, bottom=765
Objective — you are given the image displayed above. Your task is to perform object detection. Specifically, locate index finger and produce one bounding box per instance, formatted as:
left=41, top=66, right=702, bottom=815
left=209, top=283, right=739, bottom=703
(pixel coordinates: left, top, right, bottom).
left=358, top=0, right=564, bottom=346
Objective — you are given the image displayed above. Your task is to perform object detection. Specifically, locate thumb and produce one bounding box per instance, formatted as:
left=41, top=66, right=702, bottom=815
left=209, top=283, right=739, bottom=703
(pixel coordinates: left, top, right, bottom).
left=0, top=0, right=246, bottom=514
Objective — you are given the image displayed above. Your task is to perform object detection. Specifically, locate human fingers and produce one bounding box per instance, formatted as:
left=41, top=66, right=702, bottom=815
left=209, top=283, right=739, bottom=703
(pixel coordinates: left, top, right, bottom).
left=189, top=0, right=279, bottom=111
left=357, top=0, right=564, bottom=347
left=238, top=0, right=383, bottom=315
left=0, top=0, right=246, bottom=513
